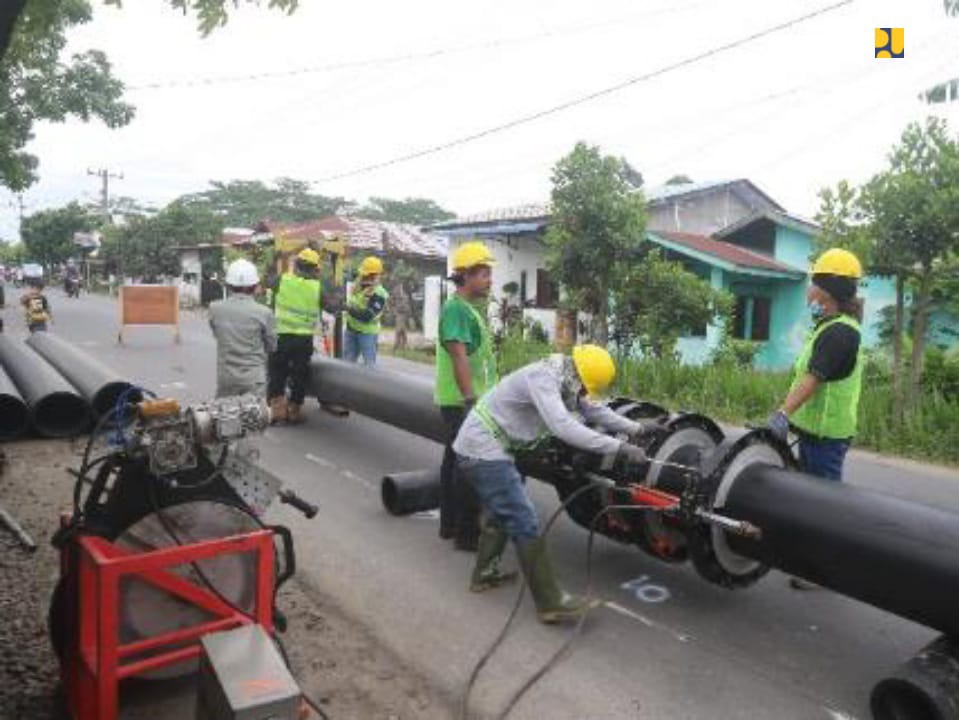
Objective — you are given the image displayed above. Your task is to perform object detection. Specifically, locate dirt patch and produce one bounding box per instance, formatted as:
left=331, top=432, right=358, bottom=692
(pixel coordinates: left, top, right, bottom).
left=0, top=439, right=451, bottom=720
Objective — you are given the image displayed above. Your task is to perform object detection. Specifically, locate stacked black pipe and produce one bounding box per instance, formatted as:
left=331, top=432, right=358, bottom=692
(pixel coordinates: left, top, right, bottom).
left=0, top=334, right=137, bottom=438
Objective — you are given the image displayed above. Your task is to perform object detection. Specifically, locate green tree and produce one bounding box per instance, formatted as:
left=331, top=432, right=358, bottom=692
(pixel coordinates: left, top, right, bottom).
left=355, top=197, right=455, bottom=226
left=100, top=200, right=223, bottom=278
left=177, top=178, right=346, bottom=226
left=861, top=118, right=959, bottom=402
left=611, top=248, right=732, bottom=359
left=1, top=1, right=133, bottom=190
left=21, top=201, right=96, bottom=269
left=1, top=1, right=299, bottom=190
left=0, top=240, right=26, bottom=265
left=664, top=174, right=693, bottom=186
left=545, top=142, right=647, bottom=345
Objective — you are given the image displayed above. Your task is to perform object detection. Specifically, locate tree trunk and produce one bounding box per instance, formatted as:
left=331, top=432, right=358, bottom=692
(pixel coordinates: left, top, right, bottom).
left=892, top=274, right=905, bottom=420
left=591, top=302, right=609, bottom=346
left=908, top=269, right=934, bottom=401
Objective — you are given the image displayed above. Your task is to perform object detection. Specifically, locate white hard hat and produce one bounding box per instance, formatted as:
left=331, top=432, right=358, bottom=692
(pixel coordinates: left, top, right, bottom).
left=225, top=258, right=259, bottom=287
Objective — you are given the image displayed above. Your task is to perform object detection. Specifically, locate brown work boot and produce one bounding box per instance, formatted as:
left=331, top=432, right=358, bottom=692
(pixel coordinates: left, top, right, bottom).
left=287, top=402, right=305, bottom=425
left=269, top=396, right=287, bottom=424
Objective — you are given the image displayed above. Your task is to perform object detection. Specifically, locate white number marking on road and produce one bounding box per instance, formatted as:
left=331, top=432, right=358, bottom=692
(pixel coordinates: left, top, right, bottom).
left=621, top=574, right=671, bottom=604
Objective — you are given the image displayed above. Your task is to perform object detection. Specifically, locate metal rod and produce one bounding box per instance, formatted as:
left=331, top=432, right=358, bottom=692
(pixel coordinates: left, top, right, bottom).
left=0, top=504, right=36, bottom=551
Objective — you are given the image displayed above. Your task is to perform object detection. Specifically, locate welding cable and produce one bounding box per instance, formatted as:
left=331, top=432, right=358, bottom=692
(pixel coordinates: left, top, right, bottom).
left=495, top=503, right=663, bottom=720
left=459, top=480, right=644, bottom=720
left=73, top=409, right=126, bottom=520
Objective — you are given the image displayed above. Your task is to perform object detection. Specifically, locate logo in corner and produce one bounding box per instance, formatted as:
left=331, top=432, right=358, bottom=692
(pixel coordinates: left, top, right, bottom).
left=875, top=28, right=904, bottom=58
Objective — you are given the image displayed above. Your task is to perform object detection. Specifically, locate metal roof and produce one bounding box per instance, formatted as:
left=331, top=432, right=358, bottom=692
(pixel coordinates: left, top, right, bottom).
left=645, top=179, right=785, bottom=212
left=267, top=216, right=447, bottom=258
left=714, top=209, right=821, bottom=238
left=428, top=203, right=551, bottom=230
left=649, top=231, right=804, bottom=277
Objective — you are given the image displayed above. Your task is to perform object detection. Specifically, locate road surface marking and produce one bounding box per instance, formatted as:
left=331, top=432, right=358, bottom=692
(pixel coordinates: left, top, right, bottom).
left=340, top=469, right=375, bottom=491
left=604, top=601, right=692, bottom=643
left=825, top=709, right=857, bottom=720
left=621, top=574, right=671, bottom=604
left=160, top=381, right=187, bottom=389
left=304, top=453, right=336, bottom=469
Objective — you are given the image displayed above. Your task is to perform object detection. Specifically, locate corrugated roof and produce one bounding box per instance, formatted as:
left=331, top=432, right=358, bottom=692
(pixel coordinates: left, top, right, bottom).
left=651, top=231, right=804, bottom=275
left=428, top=203, right=551, bottom=230
left=645, top=178, right=784, bottom=211
left=714, top=209, right=820, bottom=238
left=267, top=216, right=447, bottom=258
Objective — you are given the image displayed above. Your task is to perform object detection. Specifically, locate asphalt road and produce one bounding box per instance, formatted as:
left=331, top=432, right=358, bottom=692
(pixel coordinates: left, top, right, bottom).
left=6, top=287, right=958, bottom=720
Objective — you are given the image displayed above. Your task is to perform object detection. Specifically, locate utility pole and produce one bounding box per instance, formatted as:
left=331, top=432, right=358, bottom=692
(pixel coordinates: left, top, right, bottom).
left=87, top=168, right=123, bottom=220
left=87, top=168, right=123, bottom=282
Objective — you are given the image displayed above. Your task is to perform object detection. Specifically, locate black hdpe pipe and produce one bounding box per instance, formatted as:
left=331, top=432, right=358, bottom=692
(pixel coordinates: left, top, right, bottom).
left=720, top=464, right=959, bottom=639
left=871, top=636, right=959, bottom=720
left=0, top=365, right=28, bottom=440
left=309, top=356, right=446, bottom=444
left=381, top=468, right=442, bottom=516
left=25, top=332, right=140, bottom=418
left=0, top=336, right=89, bottom=438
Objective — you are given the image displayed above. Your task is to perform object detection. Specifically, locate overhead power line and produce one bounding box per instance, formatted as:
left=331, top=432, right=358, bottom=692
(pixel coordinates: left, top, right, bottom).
left=127, top=1, right=705, bottom=91
left=312, top=0, right=854, bottom=185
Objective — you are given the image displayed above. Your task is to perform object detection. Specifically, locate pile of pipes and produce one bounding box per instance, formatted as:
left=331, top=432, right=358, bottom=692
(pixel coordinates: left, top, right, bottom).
left=0, top=334, right=139, bottom=439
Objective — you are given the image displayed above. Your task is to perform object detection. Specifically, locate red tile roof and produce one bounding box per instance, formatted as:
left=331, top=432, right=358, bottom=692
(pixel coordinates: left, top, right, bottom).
left=652, top=231, right=803, bottom=275
left=263, top=216, right=447, bottom=258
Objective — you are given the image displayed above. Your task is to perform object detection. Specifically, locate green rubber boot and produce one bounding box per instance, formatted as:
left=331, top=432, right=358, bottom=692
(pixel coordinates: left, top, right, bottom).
left=470, top=524, right=518, bottom=592
left=516, top=537, right=597, bottom=624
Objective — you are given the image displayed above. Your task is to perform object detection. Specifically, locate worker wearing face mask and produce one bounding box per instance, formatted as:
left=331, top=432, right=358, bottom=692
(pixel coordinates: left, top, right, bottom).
left=767, top=248, right=865, bottom=483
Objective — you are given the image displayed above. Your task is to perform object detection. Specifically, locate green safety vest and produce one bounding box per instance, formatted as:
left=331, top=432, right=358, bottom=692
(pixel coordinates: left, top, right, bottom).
left=789, top=315, right=864, bottom=440
left=474, top=394, right=550, bottom=456
left=275, top=273, right=321, bottom=336
left=346, top=284, right=389, bottom=335
left=435, top=297, right=497, bottom=407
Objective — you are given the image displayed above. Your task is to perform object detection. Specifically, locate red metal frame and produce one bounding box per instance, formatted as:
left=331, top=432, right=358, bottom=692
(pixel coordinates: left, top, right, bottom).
left=61, top=529, right=275, bottom=720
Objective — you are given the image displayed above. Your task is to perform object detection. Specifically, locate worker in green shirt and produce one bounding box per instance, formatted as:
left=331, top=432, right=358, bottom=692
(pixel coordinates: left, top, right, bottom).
left=767, top=248, right=865, bottom=589
left=344, top=256, right=389, bottom=367
left=435, top=241, right=498, bottom=551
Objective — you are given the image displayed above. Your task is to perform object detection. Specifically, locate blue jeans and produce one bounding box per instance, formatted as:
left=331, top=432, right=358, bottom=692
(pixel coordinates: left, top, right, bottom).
left=798, top=438, right=850, bottom=481
left=344, top=329, right=378, bottom=366
left=457, top=457, right=538, bottom=541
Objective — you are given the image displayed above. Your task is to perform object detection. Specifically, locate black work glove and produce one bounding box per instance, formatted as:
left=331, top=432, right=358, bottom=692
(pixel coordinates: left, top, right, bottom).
left=463, top=396, right=477, bottom=413
left=616, top=442, right=648, bottom=466
left=629, top=420, right=667, bottom=445
left=766, top=410, right=790, bottom=442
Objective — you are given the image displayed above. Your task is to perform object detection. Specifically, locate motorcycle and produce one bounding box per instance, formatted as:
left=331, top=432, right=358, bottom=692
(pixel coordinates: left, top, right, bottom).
left=64, top=276, right=81, bottom=298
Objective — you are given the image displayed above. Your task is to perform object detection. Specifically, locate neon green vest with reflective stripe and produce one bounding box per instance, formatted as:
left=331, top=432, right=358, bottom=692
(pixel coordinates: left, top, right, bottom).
left=346, top=285, right=389, bottom=334
left=789, top=315, right=864, bottom=440
left=434, top=297, right=496, bottom=407
left=275, top=274, right=321, bottom=336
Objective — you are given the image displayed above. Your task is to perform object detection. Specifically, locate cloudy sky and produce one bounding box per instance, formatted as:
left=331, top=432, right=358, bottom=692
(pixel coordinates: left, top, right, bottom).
left=3, top=0, right=958, bottom=239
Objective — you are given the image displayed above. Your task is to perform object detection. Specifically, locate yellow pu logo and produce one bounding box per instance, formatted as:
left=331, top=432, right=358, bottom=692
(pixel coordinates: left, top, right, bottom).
left=875, top=28, right=904, bottom=58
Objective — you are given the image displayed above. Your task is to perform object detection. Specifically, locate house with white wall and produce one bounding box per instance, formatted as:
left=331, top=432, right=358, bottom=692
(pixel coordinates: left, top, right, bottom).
left=430, top=180, right=924, bottom=369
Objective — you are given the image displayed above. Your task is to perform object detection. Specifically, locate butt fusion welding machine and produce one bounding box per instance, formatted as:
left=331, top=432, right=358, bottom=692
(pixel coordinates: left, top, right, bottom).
left=50, top=394, right=318, bottom=720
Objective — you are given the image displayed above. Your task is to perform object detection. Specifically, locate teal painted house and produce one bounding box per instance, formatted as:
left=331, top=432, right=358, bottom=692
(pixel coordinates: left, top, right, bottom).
left=431, top=180, right=946, bottom=368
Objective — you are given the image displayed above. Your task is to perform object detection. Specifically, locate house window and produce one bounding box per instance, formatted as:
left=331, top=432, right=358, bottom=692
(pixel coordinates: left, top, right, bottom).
left=732, top=295, right=771, bottom=341
left=536, top=269, right=559, bottom=309
left=751, top=296, right=771, bottom=341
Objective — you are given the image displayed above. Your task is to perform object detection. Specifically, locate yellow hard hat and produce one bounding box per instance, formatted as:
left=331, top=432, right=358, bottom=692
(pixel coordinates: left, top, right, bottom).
left=297, top=248, right=320, bottom=266
left=572, top=344, right=616, bottom=398
left=812, top=248, right=862, bottom=279
left=451, top=241, right=496, bottom=272
left=359, top=256, right=384, bottom=276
